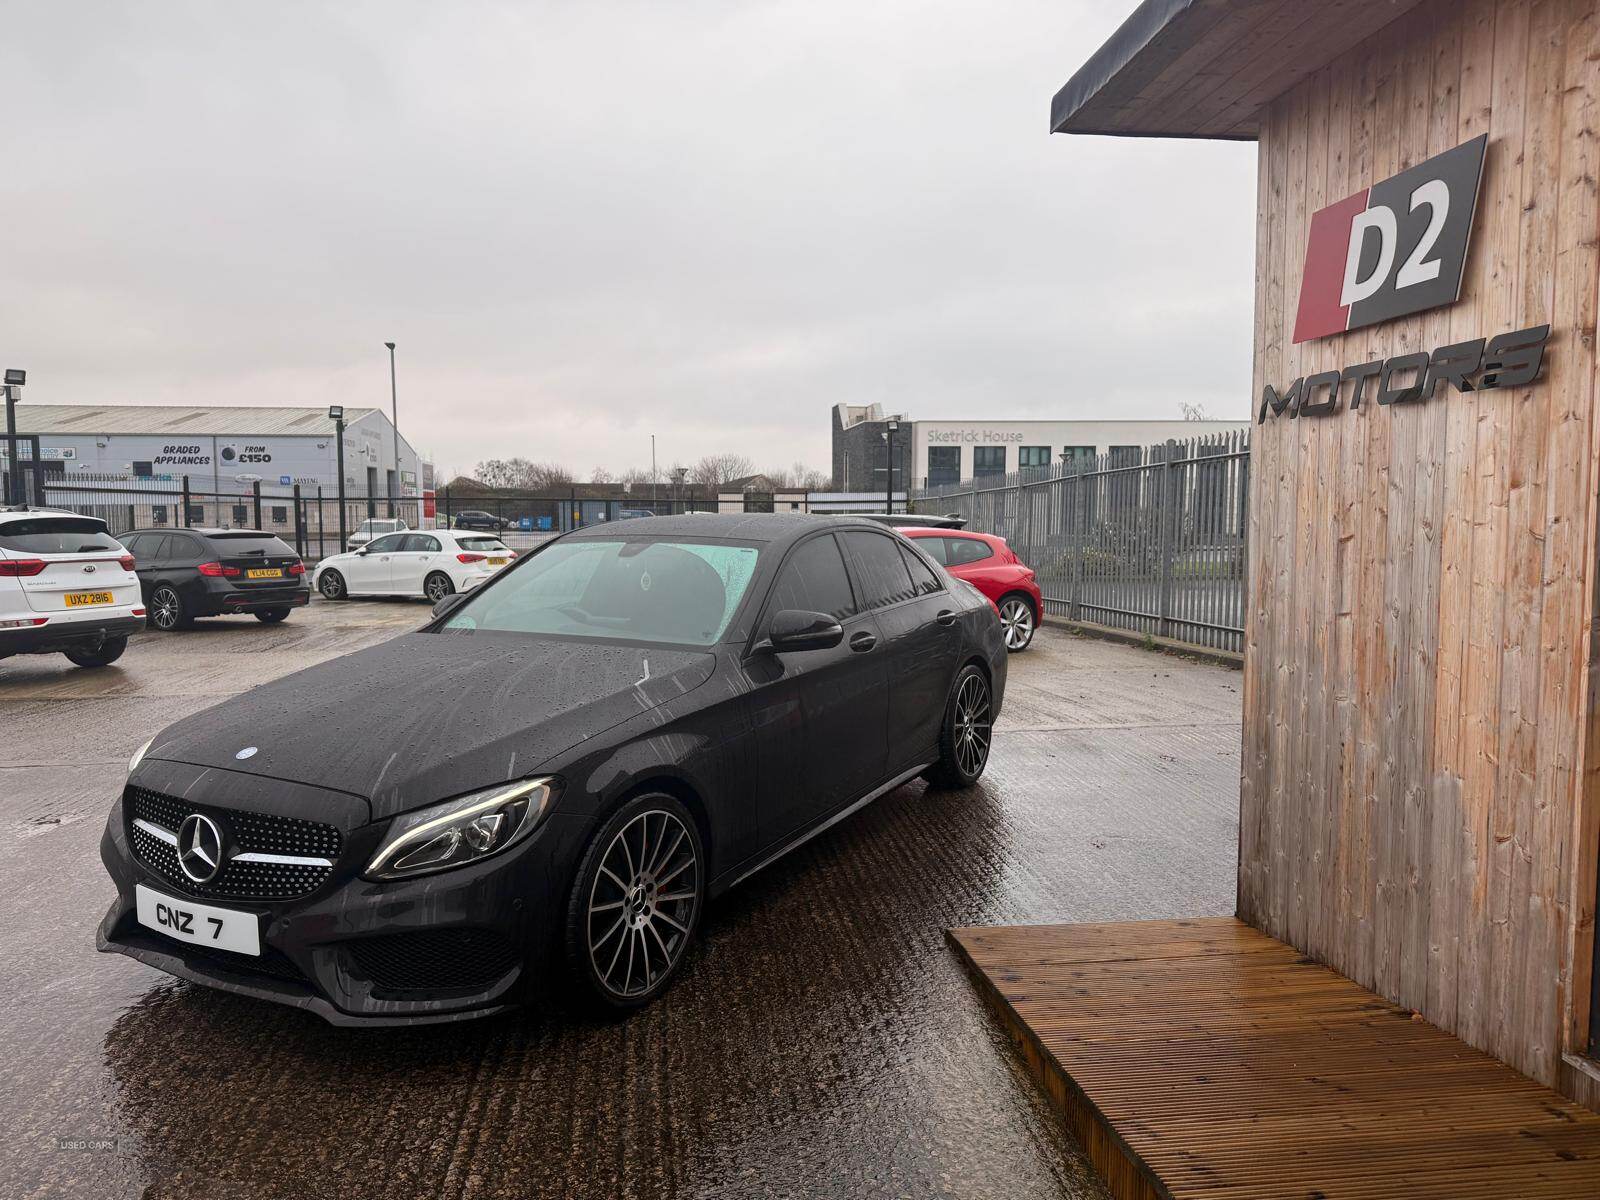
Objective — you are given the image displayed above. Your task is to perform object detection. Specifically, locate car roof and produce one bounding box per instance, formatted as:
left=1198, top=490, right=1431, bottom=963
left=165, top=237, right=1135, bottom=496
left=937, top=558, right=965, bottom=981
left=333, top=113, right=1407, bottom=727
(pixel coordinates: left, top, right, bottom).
left=563, top=512, right=895, bottom=547
left=0, top=506, right=107, bottom=525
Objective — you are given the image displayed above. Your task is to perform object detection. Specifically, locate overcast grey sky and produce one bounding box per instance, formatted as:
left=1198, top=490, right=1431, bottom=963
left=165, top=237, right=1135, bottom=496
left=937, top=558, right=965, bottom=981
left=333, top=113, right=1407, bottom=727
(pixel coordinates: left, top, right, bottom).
left=3, top=0, right=1256, bottom=480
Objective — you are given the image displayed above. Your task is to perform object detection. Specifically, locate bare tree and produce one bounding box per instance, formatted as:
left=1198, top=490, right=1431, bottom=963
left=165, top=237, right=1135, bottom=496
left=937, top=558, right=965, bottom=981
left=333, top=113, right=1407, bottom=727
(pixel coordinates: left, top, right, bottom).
left=590, top=466, right=615, bottom=484
left=761, top=462, right=830, bottom=490
left=472, top=458, right=574, bottom=491
left=1180, top=402, right=1212, bottom=421
left=689, top=453, right=755, bottom=490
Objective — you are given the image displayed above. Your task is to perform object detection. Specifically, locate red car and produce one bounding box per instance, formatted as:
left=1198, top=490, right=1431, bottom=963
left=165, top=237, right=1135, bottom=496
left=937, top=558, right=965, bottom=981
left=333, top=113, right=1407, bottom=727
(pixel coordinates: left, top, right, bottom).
left=899, top=527, right=1042, bottom=652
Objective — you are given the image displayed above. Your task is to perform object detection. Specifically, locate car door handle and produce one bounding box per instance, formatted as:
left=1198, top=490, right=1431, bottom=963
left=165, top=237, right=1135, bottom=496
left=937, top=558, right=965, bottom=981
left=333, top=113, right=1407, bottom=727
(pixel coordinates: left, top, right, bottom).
left=936, top=609, right=956, bottom=626
left=849, top=631, right=877, bottom=652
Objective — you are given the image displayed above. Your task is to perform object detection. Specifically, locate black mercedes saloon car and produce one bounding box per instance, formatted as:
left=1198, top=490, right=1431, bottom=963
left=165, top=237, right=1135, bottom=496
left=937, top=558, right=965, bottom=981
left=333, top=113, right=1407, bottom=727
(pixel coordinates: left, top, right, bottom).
left=98, top=514, right=1006, bottom=1025
left=119, top=527, right=310, bottom=629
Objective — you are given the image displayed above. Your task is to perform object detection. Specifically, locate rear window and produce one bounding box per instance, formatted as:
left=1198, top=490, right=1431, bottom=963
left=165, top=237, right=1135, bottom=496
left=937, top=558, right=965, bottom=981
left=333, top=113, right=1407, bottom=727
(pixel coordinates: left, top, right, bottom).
left=0, top=516, right=122, bottom=554
left=457, top=537, right=507, bottom=552
left=205, top=533, right=295, bottom=557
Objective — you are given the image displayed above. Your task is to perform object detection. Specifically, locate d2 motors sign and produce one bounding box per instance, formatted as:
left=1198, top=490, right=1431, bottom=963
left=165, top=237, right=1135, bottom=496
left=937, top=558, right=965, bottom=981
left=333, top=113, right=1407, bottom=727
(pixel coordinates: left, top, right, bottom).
left=1293, top=134, right=1486, bottom=343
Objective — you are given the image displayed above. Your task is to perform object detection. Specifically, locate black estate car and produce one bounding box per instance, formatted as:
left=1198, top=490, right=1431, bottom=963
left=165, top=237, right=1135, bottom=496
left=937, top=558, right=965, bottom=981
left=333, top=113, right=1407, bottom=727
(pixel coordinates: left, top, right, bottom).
left=452, top=509, right=511, bottom=532
left=119, top=528, right=310, bottom=630
left=98, top=514, right=1006, bottom=1024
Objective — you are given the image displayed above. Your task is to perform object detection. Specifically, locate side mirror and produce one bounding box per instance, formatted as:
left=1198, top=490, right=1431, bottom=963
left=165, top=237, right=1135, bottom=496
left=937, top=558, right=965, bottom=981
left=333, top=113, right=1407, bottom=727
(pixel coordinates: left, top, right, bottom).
left=432, top=591, right=468, bottom=619
left=764, top=609, right=843, bottom=653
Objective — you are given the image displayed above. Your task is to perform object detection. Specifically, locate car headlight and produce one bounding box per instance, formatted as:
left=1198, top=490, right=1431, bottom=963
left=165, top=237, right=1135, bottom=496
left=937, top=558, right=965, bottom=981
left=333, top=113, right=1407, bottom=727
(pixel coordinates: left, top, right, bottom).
left=128, top=737, right=154, bottom=776
left=364, top=777, right=556, bottom=881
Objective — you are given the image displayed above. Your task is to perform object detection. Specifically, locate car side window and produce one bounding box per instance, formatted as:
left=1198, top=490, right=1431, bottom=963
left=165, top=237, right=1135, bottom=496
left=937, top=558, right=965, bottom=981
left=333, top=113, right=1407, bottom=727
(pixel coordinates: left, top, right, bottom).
left=945, top=536, right=994, bottom=567
left=765, top=534, right=857, bottom=622
left=915, top=536, right=950, bottom=566
left=367, top=534, right=407, bottom=553
left=400, top=534, right=439, bottom=553
left=899, top=544, right=944, bottom=596
left=166, top=534, right=199, bottom=562
left=840, top=531, right=917, bottom=610
left=120, top=533, right=147, bottom=558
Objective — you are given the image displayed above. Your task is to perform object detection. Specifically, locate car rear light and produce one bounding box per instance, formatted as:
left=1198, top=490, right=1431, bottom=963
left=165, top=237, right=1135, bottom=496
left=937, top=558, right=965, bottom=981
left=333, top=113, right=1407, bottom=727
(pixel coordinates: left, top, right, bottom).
left=197, top=561, right=241, bottom=577
left=0, top=558, right=48, bottom=577
left=132, top=608, right=146, bottom=617
left=288, top=561, right=306, bottom=576
left=118, top=554, right=137, bottom=571
left=457, top=552, right=487, bottom=563
left=0, top=616, right=48, bottom=628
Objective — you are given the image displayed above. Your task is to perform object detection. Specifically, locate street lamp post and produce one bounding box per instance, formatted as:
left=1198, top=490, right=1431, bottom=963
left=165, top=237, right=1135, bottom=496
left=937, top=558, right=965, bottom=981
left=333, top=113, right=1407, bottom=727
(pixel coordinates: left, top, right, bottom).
left=384, top=342, right=399, bottom=519
left=3, top=369, right=24, bottom=506
left=885, top=419, right=899, bottom=515
left=330, top=405, right=348, bottom=550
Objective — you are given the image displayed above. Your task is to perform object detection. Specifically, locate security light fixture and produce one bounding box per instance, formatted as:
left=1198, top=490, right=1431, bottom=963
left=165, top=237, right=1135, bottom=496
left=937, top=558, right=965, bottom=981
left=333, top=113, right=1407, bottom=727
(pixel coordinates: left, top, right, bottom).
left=4, top=369, right=24, bottom=386
left=328, top=405, right=344, bottom=421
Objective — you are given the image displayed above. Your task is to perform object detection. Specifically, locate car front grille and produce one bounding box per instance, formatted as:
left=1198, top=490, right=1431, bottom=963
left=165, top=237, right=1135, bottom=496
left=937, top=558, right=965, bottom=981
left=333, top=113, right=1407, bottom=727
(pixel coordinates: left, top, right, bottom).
left=346, top=929, right=520, bottom=998
left=126, top=785, right=342, bottom=901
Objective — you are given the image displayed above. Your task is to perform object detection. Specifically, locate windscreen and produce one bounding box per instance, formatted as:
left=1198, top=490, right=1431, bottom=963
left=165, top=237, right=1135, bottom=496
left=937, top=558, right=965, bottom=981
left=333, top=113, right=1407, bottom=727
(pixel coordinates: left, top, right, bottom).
left=0, top=517, right=121, bottom=554
left=443, top=538, right=760, bottom=646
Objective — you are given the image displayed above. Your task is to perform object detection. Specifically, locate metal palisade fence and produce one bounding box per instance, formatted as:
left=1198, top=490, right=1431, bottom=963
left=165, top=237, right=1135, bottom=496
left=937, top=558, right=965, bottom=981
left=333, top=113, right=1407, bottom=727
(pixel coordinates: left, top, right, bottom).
left=911, top=431, right=1250, bottom=654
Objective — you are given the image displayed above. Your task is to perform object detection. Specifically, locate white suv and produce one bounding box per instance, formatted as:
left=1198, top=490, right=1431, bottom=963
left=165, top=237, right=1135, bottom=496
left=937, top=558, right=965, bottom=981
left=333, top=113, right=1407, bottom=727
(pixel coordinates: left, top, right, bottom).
left=0, top=508, right=144, bottom=668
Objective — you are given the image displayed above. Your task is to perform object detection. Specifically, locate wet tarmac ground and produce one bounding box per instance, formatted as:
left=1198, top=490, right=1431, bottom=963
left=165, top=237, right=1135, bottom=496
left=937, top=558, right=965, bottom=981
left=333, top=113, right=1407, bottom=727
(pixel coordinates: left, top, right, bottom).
left=0, top=599, right=1242, bottom=1200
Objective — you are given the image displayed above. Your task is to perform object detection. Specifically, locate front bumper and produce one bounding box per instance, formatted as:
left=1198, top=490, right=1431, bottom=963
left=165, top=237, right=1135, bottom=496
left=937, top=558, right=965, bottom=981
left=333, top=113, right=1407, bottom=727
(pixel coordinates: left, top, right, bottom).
left=96, top=760, right=588, bottom=1026
left=0, top=612, right=143, bottom=657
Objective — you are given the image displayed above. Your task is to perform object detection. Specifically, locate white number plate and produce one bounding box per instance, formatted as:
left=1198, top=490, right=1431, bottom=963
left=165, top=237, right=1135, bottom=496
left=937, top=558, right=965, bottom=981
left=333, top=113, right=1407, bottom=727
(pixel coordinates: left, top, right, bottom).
left=135, top=883, right=260, bottom=956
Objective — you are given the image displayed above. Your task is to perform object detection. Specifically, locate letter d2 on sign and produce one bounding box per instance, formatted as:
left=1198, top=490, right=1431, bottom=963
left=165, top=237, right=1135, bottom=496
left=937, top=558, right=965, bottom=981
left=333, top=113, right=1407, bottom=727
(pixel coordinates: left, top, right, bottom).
left=1293, top=134, right=1486, bottom=343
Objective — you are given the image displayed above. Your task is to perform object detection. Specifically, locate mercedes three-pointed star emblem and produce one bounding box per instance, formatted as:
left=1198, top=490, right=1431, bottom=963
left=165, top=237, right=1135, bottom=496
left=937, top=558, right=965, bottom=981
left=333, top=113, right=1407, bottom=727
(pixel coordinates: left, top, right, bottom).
left=176, top=813, right=224, bottom=883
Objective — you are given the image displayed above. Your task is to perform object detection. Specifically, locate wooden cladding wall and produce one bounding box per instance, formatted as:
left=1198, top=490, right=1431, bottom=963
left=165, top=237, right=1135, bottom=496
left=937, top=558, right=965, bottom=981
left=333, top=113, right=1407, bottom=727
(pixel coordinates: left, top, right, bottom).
left=1239, top=0, right=1600, bottom=1092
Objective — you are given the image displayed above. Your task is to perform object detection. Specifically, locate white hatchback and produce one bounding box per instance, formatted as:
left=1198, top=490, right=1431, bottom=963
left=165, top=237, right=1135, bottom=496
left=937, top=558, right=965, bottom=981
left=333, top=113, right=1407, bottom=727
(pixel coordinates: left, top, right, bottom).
left=313, top=530, right=515, bottom=604
left=0, top=507, right=145, bottom=668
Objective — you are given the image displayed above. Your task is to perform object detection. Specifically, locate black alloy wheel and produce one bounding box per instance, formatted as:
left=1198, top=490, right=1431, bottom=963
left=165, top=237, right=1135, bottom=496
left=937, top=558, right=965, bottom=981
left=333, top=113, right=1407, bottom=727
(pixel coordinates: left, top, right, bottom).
left=926, top=664, right=993, bottom=789
left=148, top=586, right=187, bottom=631
left=565, top=793, right=704, bottom=1012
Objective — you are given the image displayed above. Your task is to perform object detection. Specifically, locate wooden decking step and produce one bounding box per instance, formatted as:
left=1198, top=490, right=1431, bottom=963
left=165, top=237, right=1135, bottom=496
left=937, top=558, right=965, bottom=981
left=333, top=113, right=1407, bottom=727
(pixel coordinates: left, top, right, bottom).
left=947, top=917, right=1600, bottom=1199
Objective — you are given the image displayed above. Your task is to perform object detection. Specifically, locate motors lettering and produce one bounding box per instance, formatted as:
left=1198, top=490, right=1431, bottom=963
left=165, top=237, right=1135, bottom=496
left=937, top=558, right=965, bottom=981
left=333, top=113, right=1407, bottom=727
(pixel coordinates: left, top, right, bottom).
left=1257, top=324, right=1548, bottom=424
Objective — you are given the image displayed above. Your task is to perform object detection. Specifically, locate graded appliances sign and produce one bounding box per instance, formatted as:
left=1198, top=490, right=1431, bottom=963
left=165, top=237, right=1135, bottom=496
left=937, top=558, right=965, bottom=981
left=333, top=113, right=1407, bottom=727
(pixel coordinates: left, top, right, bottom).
left=1293, top=134, right=1486, bottom=343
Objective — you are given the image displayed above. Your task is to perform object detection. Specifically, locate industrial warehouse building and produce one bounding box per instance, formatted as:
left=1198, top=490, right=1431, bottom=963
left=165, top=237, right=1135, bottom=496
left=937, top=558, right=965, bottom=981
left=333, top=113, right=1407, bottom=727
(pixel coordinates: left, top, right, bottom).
left=830, top=402, right=1245, bottom=491
left=4, top=403, right=422, bottom=500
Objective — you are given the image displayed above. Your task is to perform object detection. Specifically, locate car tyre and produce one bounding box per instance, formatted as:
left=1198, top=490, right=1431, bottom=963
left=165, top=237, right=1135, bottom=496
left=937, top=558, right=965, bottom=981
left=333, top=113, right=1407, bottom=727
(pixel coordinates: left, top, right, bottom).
left=255, top=608, right=291, bottom=624
left=318, top=570, right=347, bottom=601
left=925, top=664, right=993, bottom=790
left=997, top=593, right=1036, bottom=653
left=64, top=636, right=127, bottom=669
left=148, top=585, right=189, bottom=631
left=424, top=572, right=455, bottom=604
left=563, top=792, right=705, bottom=1015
